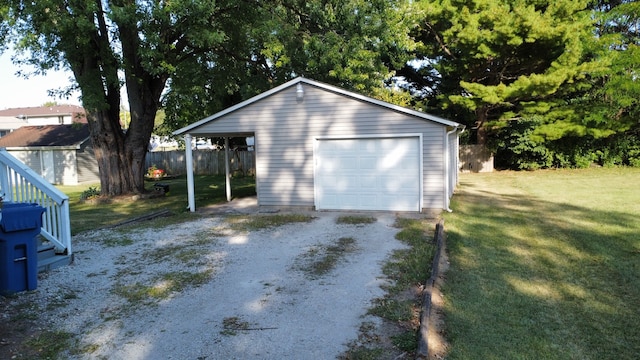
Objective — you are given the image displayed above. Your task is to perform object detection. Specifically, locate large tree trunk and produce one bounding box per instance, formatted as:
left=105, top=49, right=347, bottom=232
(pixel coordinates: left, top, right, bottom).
left=65, top=1, right=148, bottom=196
left=86, top=105, right=158, bottom=196
left=87, top=109, right=137, bottom=196
left=123, top=76, right=164, bottom=194
left=84, top=88, right=145, bottom=196
left=75, top=42, right=156, bottom=196
left=115, top=16, right=168, bottom=196
left=475, top=107, right=489, bottom=146
left=87, top=105, right=158, bottom=196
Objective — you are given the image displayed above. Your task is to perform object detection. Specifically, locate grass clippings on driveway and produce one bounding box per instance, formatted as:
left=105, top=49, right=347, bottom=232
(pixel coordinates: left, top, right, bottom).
left=442, top=168, right=640, bottom=359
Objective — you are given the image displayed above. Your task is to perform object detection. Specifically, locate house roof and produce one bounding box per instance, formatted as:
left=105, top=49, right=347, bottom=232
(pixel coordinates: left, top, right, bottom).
left=0, top=124, right=91, bottom=149
left=174, top=77, right=464, bottom=135
left=0, top=105, right=87, bottom=123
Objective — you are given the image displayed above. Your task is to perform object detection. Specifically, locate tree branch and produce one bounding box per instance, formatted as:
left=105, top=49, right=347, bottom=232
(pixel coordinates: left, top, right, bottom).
left=423, top=22, right=456, bottom=59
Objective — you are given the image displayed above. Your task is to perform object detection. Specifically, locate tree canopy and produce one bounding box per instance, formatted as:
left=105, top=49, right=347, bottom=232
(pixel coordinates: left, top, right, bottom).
left=390, top=0, right=639, bottom=168
left=2, top=0, right=243, bottom=194
left=1, top=0, right=412, bottom=194
left=1, top=0, right=639, bottom=182
left=159, top=0, right=415, bottom=136
left=398, top=0, right=601, bottom=144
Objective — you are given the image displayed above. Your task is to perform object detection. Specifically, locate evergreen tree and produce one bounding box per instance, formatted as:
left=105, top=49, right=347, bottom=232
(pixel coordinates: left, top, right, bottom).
left=576, top=0, right=640, bottom=137
left=400, top=0, right=599, bottom=145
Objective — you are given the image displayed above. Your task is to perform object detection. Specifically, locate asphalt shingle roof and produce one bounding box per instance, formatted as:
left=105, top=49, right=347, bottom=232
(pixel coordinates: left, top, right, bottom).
left=0, top=105, right=86, bottom=123
left=0, top=124, right=91, bottom=148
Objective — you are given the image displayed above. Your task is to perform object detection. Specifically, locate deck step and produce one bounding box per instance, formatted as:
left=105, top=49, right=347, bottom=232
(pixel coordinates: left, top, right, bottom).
left=37, top=241, right=73, bottom=272
left=37, top=242, right=56, bottom=261
left=38, top=254, right=74, bottom=273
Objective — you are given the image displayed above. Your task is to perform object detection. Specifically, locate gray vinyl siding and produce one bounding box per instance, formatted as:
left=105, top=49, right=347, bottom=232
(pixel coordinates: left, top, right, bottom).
left=7, top=149, right=70, bottom=184
left=6, top=145, right=99, bottom=185
left=10, top=151, right=40, bottom=172
left=53, top=149, right=77, bottom=185
left=191, top=83, right=448, bottom=210
left=76, top=145, right=100, bottom=184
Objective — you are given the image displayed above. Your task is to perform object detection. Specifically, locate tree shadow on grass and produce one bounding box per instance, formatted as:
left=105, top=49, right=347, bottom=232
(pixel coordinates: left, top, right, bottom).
left=69, top=175, right=256, bottom=234
left=442, top=185, right=639, bottom=359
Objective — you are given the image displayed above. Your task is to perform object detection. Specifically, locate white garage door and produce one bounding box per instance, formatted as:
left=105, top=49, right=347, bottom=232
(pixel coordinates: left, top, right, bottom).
left=315, top=136, right=421, bottom=211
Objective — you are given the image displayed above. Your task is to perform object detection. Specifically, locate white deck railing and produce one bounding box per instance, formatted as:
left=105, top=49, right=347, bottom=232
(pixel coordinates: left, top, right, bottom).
left=0, top=149, right=72, bottom=255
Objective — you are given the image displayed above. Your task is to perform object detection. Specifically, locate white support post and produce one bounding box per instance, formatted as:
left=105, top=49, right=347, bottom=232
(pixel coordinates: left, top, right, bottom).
left=185, top=134, right=196, bottom=212
left=224, top=137, right=231, bottom=202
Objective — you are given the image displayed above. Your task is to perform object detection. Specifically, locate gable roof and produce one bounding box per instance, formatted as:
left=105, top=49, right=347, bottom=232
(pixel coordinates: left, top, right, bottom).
left=0, top=124, right=91, bottom=149
left=174, top=77, right=463, bottom=135
left=0, top=105, right=87, bottom=123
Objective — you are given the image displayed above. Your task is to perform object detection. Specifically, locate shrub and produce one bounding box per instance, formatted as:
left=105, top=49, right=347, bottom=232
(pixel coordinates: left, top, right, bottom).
left=80, top=186, right=101, bottom=200
left=490, top=119, right=640, bottom=170
left=490, top=117, right=553, bottom=170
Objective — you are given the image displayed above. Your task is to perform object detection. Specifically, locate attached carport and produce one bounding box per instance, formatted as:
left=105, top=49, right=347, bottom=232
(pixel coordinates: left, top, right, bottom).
left=180, top=132, right=254, bottom=212
left=173, top=77, right=464, bottom=213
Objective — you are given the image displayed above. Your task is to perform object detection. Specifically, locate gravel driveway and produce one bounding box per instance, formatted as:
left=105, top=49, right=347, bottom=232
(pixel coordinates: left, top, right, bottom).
left=17, top=210, right=407, bottom=359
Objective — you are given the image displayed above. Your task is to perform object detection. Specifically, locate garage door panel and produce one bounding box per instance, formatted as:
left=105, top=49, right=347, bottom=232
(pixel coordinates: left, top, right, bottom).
left=359, top=175, right=378, bottom=189
left=315, top=137, right=421, bottom=211
left=358, top=194, right=378, bottom=207
left=321, top=194, right=338, bottom=207
left=381, top=176, right=417, bottom=193
left=339, top=156, right=359, bottom=169
left=359, top=139, right=379, bottom=153
left=378, top=195, right=418, bottom=211
left=359, top=156, right=378, bottom=169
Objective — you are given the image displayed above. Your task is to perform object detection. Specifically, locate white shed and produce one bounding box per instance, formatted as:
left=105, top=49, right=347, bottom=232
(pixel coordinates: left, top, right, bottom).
left=0, top=124, right=99, bottom=185
left=174, top=77, right=464, bottom=213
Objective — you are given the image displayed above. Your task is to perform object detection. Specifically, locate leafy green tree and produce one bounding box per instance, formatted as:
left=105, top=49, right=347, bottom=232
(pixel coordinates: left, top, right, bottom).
left=400, top=0, right=599, bottom=144
left=0, top=0, right=257, bottom=195
left=267, top=0, right=413, bottom=93
left=160, top=0, right=415, bottom=135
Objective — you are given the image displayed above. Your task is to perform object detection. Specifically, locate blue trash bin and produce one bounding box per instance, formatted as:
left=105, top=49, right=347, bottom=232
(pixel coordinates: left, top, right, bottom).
left=0, top=202, right=46, bottom=294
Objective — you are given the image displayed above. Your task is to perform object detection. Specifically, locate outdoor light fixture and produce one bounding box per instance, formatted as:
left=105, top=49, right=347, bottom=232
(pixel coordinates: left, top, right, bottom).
left=296, top=83, right=304, bottom=101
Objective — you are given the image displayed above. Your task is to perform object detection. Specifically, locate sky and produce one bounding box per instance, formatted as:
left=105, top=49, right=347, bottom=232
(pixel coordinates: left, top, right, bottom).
left=0, top=51, right=81, bottom=110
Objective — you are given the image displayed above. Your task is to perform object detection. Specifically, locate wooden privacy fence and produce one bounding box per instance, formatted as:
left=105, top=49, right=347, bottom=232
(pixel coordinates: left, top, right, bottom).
left=148, top=146, right=492, bottom=176
left=459, top=145, right=494, bottom=173
left=146, top=150, right=255, bottom=176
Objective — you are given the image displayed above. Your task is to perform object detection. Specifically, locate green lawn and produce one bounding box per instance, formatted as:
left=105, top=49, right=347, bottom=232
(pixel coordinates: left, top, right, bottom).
left=442, top=168, right=640, bottom=359
left=57, top=175, right=256, bottom=234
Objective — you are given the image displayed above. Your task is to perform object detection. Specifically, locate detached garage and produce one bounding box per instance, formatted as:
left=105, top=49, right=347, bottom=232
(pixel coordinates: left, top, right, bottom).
left=174, top=77, right=464, bottom=213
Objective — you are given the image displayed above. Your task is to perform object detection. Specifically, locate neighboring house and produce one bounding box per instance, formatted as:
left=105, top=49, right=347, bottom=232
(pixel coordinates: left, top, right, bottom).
left=0, top=116, right=29, bottom=137
left=0, top=124, right=99, bottom=185
left=174, top=77, right=465, bottom=213
left=0, top=105, right=87, bottom=139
